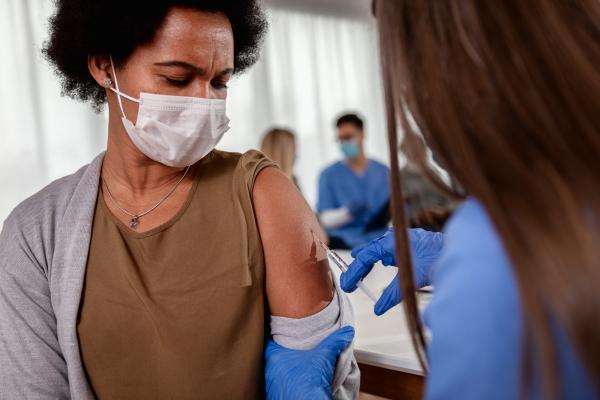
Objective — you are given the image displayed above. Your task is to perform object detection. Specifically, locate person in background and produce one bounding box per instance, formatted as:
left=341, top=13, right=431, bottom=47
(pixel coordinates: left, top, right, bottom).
left=401, top=161, right=456, bottom=231
left=317, top=113, right=390, bottom=249
left=260, top=128, right=301, bottom=191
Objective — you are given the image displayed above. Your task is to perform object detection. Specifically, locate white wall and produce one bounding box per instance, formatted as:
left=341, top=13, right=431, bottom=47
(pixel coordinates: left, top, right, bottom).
left=0, top=0, right=387, bottom=224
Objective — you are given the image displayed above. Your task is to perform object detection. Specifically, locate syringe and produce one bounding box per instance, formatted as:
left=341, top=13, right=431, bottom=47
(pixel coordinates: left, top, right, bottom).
left=316, top=238, right=378, bottom=303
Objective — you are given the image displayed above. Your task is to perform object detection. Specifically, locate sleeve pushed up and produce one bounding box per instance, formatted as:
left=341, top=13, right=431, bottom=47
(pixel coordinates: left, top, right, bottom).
left=270, top=278, right=360, bottom=399
left=238, top=150, right=278, bottom=194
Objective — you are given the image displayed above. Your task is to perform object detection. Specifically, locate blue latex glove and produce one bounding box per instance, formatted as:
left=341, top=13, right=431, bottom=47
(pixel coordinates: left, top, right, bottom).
left=340, top=228, right=445, bottom=315
left=265, top=326, right=355, bottom=400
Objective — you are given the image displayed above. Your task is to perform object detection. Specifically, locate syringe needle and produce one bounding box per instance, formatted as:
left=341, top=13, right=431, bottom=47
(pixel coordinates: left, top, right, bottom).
left=316, top=237, right=378, bottom=303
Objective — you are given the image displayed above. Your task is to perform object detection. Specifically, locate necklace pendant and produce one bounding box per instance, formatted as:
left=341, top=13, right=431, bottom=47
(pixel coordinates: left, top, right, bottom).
left=129, top=216, right=140, bottom=229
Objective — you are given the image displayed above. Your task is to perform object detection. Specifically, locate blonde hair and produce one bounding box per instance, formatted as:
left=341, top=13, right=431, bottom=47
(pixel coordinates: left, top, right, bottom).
left=260, top=128, right=296, bottom=178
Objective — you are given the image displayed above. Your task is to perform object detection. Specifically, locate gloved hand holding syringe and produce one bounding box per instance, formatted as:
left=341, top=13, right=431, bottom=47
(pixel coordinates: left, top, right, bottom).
left=315, top=237, right=379, bottom=303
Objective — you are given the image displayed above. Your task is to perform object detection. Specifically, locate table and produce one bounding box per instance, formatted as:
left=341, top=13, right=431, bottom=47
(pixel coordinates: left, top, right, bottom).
left=332, top=251, right=431, bottom=400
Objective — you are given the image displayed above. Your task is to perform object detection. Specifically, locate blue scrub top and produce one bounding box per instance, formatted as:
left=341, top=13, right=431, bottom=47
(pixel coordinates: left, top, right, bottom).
left=316, top=159, right=390, bottom=248
left=424, top=198, right=598, bottom=399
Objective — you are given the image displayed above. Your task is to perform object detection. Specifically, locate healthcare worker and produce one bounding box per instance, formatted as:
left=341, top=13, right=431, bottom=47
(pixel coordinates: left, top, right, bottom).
left=265, top=1, right=600, bottom=399
left=317, top=113, right=390, bottom=250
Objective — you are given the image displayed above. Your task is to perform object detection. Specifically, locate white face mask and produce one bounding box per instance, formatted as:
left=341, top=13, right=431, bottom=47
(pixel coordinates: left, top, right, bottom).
left=109, top=59, right=230, bottom=167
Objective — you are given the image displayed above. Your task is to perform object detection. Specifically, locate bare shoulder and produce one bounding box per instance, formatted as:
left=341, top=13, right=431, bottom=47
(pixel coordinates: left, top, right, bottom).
left=253, top=167, right=333, bottom=318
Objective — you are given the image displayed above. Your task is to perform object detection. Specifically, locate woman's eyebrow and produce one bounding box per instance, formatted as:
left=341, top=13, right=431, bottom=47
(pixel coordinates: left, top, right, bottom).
left=153, top=61, right=234, bottom=77
left=153, top=60, right=204, bottom=74
left=215, top=68, right=234, bottom=78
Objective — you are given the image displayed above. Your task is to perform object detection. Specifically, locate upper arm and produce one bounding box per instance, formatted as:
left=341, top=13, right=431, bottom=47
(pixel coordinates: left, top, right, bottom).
left=253, top=167, right=333, bottom=318
left=0, top=217, right=69, bottom=398
left=424, top=203, right=521, bottom=400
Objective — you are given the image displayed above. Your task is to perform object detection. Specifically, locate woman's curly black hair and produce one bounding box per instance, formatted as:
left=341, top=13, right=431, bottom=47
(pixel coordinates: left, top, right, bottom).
left=43, top=0, right=268, bottom=109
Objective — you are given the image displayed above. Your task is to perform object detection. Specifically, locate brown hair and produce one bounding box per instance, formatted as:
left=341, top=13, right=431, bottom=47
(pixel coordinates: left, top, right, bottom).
left=260, top=128, right=296, bottom=178
left=336, top=113, right=364, bottom=131
left=375, top=0, right=600, bottom=396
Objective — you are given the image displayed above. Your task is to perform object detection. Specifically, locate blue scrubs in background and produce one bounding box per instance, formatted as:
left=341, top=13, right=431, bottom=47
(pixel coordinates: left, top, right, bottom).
left=317, top=159, right=390, bottom=249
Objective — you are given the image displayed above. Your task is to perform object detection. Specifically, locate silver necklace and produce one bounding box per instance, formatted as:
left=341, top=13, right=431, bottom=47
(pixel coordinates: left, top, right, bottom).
left=102, top=165, right=191, bottom=229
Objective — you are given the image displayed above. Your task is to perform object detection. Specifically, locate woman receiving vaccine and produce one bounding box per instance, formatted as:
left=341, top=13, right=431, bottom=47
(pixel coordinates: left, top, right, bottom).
left=0, top=1, right=358, bottom=398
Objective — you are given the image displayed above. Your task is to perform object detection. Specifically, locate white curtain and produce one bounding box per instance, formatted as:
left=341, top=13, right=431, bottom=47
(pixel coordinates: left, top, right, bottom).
left=0, top=0, right=387, bottom=224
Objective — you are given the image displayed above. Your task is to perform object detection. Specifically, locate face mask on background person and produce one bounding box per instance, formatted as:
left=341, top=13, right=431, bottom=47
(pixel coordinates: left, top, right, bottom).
left=340, top=140, right=360, bottom=160
left=109, top=58, right=230, bottom=167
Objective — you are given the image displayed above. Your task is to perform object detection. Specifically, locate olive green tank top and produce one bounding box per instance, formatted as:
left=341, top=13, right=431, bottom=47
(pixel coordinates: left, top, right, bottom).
left=77, top=150, right=276, bottom=400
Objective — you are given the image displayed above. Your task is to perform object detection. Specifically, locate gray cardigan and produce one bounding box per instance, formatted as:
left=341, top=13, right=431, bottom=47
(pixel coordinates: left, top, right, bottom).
left=0, top=153, right=359, bottom=399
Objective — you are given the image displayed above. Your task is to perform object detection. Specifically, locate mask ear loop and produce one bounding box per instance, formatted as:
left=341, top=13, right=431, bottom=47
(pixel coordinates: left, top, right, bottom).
left=108, top=56, right=140, bottom=120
